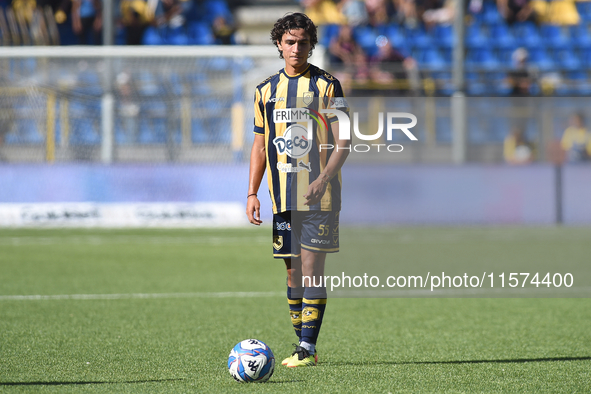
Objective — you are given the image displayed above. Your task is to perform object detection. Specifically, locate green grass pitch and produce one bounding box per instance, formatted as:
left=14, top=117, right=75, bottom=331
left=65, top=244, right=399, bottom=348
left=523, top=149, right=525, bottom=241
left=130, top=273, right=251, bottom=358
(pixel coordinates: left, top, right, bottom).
left=1, top=227, right=590, bottom=393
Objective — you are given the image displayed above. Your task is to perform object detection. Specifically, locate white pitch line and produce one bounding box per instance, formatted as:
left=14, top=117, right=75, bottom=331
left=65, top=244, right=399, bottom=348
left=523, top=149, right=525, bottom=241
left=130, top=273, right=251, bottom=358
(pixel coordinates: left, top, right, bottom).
left=2, top=287, right=591, bottom=301
left=0, top=291, right=284, bottom=301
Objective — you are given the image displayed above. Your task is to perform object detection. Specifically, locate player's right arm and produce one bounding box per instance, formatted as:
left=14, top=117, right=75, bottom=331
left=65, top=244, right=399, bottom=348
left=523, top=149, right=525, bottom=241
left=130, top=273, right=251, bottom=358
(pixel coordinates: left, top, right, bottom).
left=247, top=86, right=267, bottom=225
left=246, top=134, right=266, bottom=225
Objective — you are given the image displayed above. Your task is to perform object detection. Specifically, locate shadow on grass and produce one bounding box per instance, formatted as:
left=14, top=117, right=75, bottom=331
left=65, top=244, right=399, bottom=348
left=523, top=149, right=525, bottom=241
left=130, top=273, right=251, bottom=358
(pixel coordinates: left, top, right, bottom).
left=329, top=356, right=591, bottom=366
left=0, top=378, right=183, bottom=386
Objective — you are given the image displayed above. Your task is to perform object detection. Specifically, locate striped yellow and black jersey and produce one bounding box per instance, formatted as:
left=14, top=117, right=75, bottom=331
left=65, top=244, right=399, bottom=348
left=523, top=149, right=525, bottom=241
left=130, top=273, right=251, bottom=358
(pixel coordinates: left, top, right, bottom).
left=253, top=64, right=348, bottom=214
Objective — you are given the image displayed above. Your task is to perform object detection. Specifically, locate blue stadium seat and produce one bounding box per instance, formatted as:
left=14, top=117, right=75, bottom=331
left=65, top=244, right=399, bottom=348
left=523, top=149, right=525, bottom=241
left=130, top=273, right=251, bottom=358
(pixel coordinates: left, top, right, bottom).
left=482, top=2, right=503, bottom=25
left=165, top=72, right=185, bottom=96
left=433, top=25, right=453, bottom=49
left=320, top=24, right=341, bottom=48
left=465, top=23, right=488, bottom=49
left=569, top=24, right=591, bottom=49
left=406, top=26, right=434, bottom=50
left=115, top=26, right=126, bottom=45
left=189, top=71, right=212, bottom=95
left=489, top=23, right=517, bottom=50
left=191, top=117, right=208, bottom=143
left=513, top=22, right=543, bottom=49
left=497, top=48, right=516, bottom=67
left=353, top=25, right=378, bottom=57
left=382, top=24, right=406, bottom=48
left=528, top=48, right=556, bottom=71
left=466, top=48, right=500, bottom=70
left=6, top=119, right=44, bottom=144
left=57, top=22, right=78, bottom=45
left=166, top=27, right=190, bottom=45
left=416, top=48, right=446, bottom=69
left=137, top=71, right=164, bottom=97
left=74, top=70, right=103, bottom=96
left=142, top=26, right=164, bottom=45
left=187, top=21, right=215, bottom=45
left=490, top=72, right=512, bottom=96
left=202, top=0, right=233, bottom=22
left=554, top=49, right=582, bottom=70
left=138, top=102, right=168, bottom=144
left=576, top=1, right=591, bottom=22
left=540, top=25, right=572, bottom=50
left=68, top=101, right=101, bottom=145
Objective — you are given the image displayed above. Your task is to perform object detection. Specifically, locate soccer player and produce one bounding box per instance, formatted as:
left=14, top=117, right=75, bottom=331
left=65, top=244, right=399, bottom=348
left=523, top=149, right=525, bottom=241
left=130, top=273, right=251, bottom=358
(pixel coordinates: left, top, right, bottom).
left=246, top=13, right=350, bottom=368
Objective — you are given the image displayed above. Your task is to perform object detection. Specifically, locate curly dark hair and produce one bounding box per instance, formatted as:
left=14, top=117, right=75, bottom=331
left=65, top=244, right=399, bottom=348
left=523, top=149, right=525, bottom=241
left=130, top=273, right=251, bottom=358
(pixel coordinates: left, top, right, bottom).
left=270, top=13, right=318, bottom=59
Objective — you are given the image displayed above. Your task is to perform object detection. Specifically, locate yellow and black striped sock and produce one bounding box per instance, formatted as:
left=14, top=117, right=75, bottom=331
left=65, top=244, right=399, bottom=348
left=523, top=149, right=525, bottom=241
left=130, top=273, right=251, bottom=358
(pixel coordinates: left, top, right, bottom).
left=287, top=286, right=304, bottom=339
left=300, top=286, right=327, bottom=347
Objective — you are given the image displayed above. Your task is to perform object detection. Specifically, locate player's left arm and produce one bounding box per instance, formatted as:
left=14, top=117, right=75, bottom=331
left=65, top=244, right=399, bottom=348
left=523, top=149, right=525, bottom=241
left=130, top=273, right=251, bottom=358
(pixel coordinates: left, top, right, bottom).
left=304, top=82, right=350, bottom=206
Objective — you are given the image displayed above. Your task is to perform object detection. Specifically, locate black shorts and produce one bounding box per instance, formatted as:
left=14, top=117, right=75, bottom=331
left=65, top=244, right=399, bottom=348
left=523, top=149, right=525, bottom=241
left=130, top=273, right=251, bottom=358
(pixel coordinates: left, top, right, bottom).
left=272, top=211, right=340, bottom=258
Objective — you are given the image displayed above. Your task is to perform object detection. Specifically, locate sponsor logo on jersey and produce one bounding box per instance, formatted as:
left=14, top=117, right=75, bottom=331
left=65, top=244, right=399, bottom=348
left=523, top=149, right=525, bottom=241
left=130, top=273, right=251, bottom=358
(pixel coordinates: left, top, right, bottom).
left=311, top=239, right=331, bottom=245
left=276, top=161, right=311, bottom=173
left=267, top=97, right=285, bottom=103
left=298, top=161, right=311, bottom=172
left=273, top=124, right=311, bottom=158
left=275, top=221, right=291, bottom=231
left=330, top=97, right=348, bottom=109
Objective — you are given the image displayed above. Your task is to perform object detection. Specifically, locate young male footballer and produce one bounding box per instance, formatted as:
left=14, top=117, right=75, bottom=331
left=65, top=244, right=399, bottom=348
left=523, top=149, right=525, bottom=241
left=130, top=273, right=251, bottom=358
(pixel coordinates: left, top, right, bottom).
left=246, top=13, right=350, bottom=367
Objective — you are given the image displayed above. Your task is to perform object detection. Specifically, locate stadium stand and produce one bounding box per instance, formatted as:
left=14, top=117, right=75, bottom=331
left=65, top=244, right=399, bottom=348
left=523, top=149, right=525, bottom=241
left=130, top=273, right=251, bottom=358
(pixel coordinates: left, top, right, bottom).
left=1, top=0, right=591, bottom=151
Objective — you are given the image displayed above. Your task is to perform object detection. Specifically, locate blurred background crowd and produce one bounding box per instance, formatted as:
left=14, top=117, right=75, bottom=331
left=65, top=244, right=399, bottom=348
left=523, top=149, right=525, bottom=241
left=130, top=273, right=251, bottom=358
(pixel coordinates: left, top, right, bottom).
left=1, top=0, right=590, bottom=97
left=0, top=0, right=590, bottom=165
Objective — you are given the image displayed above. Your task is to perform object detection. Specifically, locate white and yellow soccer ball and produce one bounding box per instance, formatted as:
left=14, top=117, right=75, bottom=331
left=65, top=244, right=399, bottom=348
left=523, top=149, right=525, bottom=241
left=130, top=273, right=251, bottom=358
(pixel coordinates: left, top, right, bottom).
left=228, top=339, right=275, bottom=383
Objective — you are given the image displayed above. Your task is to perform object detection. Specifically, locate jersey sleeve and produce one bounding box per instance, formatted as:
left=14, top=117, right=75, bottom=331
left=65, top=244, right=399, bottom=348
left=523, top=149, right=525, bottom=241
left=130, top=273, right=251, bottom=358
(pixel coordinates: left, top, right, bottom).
left=253, top=88, right=265, bottom=135
left=325, top=80, right=349, bottom=124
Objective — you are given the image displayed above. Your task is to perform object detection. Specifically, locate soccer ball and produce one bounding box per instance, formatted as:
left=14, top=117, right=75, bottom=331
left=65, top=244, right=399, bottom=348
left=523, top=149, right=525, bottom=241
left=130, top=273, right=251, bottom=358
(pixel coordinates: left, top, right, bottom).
left=228, top=339, right=275, bottom=383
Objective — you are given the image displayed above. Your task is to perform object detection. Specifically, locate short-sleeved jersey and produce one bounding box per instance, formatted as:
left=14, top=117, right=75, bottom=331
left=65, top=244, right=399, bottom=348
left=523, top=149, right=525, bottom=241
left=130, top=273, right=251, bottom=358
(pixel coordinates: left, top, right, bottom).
left=253, top=64, right=347, bottom=214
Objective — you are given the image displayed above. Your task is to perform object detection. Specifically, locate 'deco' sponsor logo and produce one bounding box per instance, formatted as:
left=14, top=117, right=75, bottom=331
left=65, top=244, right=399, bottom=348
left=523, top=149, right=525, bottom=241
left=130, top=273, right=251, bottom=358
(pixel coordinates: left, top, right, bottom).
left=272, top=124, right=311, bottom=158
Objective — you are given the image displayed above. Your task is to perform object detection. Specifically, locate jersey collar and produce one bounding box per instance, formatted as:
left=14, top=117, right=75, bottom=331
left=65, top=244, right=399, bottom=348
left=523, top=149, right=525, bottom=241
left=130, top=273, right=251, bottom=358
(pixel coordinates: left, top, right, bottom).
left=282, top=64, right=311, bottom=79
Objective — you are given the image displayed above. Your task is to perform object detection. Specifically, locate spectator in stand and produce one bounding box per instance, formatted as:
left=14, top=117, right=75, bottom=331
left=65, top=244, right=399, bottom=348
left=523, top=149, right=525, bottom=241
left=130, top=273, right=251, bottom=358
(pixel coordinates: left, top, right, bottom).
left=369, top=35, right=417, bottom=86
left=72, top=0, right=102, bottom=45
left=337, top=0, right=369, bottom=26
left=365, top=0, right=395, bottom=26
left=119, top=0, right=153, bottom=45
left=11, top=0, right=37, bottom=23
left=507, top=47, right=533, bottom=96
left=328, top=24, right=369, bottom=89
left=504, top=125, right=534, bottom=164
left=419, top=0, right=455, bottom=29
left=212, top=15, right=235, bottom=45
left=531, top=0, right=579, bottom=25
left=392, top=0, right=419, bottom=27
left=497, top=0, right=536, bottom=25
left=301, top=0, right=347, bottom=25
left=561, top=112, right=591, bottom=162
left=155, top=0, right=184, bottom=28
